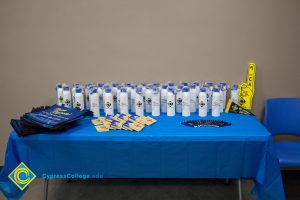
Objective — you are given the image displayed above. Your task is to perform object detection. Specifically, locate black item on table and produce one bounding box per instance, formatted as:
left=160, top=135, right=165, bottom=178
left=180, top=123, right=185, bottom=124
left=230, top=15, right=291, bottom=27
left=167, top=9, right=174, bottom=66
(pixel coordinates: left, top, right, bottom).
left=181, top=120, right=232, bottom=128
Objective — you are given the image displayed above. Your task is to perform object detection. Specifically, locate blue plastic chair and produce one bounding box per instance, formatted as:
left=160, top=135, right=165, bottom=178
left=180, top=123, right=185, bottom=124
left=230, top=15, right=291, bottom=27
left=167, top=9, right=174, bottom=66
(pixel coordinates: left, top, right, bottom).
left=264, top=98, right=300, bottom=167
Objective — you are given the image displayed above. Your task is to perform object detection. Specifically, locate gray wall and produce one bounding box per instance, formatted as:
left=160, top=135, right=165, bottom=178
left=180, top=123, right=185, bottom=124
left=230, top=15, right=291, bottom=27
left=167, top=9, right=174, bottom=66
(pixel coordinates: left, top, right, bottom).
left=1, top=0, right=300, bottom=165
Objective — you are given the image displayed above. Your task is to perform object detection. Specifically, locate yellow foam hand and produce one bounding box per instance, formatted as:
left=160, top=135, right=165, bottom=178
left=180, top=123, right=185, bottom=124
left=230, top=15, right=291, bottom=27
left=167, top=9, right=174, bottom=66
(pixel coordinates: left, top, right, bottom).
left=238, top=63, right=256, bottom=110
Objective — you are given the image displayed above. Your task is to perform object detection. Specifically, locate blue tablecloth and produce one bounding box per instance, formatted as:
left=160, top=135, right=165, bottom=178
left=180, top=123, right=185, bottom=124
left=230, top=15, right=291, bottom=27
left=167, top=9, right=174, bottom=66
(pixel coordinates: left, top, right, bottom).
left=0, top=113, right=285, bottom=200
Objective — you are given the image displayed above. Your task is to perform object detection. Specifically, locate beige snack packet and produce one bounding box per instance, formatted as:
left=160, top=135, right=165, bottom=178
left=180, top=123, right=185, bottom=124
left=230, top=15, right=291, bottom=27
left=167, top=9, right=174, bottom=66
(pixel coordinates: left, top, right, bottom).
left=91, top=117, right=105, bottom=126
left=123, top=120, right=144, bottom=132
left=128, top=114, right=145, bottom=125
left=95, top=125, right=110, bottom=132
left=118, top=114, right=130, bottom=121
left=111, top=119, right=127, bottom=130
left=143, top=116, right=157, bottom=126
left=113, top=114, right=120, bottom=120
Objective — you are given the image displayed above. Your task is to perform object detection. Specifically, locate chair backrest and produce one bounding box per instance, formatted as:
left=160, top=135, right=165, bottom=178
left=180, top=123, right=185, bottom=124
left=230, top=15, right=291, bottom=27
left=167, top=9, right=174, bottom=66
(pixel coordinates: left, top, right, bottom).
left=264, top=98, right=300, bottom=135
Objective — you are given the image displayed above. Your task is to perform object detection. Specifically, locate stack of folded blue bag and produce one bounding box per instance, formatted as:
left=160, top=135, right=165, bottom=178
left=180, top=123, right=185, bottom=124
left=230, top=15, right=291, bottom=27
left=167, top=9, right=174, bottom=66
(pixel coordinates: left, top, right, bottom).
left=11, top=105, right=92, bottom=136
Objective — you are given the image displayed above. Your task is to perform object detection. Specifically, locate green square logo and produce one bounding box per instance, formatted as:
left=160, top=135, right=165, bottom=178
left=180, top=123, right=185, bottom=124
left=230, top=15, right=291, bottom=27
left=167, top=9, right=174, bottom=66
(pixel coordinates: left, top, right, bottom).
left=8, top=162, right=36, bottom=190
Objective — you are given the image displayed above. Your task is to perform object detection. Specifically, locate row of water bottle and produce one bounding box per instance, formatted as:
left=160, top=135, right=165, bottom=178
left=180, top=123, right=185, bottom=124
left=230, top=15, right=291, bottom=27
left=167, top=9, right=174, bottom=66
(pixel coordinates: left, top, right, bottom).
left=55, top=82, right=239, bottom=118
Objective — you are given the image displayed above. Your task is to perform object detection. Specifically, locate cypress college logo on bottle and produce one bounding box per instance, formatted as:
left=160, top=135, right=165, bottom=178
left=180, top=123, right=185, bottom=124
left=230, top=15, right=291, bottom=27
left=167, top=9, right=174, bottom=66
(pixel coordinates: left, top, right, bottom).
left=8, top=162, right=36, bottom=190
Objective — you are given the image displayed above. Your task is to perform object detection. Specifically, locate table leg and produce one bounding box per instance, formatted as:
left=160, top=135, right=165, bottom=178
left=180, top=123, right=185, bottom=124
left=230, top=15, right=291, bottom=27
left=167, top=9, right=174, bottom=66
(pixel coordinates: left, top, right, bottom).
left=238, top=179, right=242, bottom=200
left=44, top=179, right=49, bottom=200
left=225, top=178, right=230, bottom=185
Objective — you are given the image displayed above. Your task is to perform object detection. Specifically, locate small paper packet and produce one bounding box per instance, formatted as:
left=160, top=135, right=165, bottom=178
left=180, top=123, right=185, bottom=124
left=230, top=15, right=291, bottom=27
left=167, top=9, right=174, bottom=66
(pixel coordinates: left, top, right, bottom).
left=105, top=115, right=115, bottom=123
left=91, top=117, right=105, bottom=125
left=143, top=116, right=157, bottom=126
left=95, top=125, right=110, bottom=132
left=113, top=114, right=120, bottom=120
left=110, top=120, right=125, bottom=130
left=129, top=114, right=145, bottom=125
left=118, top=114, right=130, bottom=121
left=123, top=120, right=144, bottom=132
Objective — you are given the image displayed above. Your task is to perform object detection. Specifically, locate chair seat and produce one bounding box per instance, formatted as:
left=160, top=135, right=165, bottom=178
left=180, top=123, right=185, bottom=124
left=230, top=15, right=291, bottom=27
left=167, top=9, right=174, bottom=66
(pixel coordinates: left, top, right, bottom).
left=274, top=142, right=300, bottom=167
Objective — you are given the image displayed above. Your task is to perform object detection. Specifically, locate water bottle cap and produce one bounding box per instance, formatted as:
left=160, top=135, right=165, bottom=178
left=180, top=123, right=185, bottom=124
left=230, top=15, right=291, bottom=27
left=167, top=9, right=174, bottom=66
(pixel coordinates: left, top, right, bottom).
left=90, top=88, right=98, bottom=94
left=182, top=82, right=189, bottom=86
left=136, top=87, right=143, bottom=94
left=182, top=87, right=190, bottom=92
left=103, top=84, right=110, bottom=89
left=141, top=83, right=146, bottom=86
left=131, top=85, right=136, bottom=89
left=220, top=82, right=227, bottom=86
left=162, top=85, right=168, bottom=89
left=63, top=86, right=70, bottom=91
left=76, top=88, right=82, bottom=93
left=105, top=88, right=112, bottom=93
left=193, top=81, right=200, bottom=86
left=56, top=84, right=62, bottom=89
left=190, top=84, right=196, bottom=89
left=168, top=82, right=175, bottom=87
left=177, top=85, right=183, bottom=89
left=120, top=88, right=127, bottom=93
left=213, top=88, right=220, bottom=92
left=146, top=84, right=152, bottom=89
left=200, top=87, right=206, bottom=92
left=98, top=83, right=104, bottom=88
left=153, top=83, right=160, bottom=87
left=231, top=84, right=238, bottom=90
left=125, top=83, right=131, bottom=87
left=111, top=83, right=118, bottom=87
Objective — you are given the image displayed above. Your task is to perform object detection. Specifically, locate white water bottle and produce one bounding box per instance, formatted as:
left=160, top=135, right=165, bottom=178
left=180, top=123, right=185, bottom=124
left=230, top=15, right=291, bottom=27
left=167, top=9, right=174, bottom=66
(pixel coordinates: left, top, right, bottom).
left=97, top=83, right=104, bottom=110
left=130, top=86, right=136, bottom=113
left=90, top=88, right=100, bottom=117
left=62, top=86, right=72, bottom=108
left=125, top=83, right=131, bottom=110
left=135, top=87, right=144, bottom=116
left=190, top=84, right=197, bottom=113
left=231, top=84, right=239, bottom=104
left=167, top=88, right=175, bottom=116
left=176, top=86, right=183, bottom=113
left=104, top=88, right=114, bottom=116
left=212, top=88, right=220, bottom=117
left=220, top=82, right=227, bottom=110
left=152, top=87, right=160, bottom=116
left=120, top=87, right=129, bottom=114
left=56, top=83, right=63, bottom=106
left=193, top=81, right=200, bottom=106
left=198, top=87, right=207, bottom=117
left=111, top=83, right=118, bottom=110
left=74, top=88, right=85, bottom=111
left=182, top=87, right=191, bottom=117
left=218, top=86, right=224, bottom=113
left=141, top=84, right=146, bottom=109
left=85, top=84, right=92, bottom=110
left=72, top=83, right=79, bottom=108
left=145, top=85, right=152, bottom=113
left=161, top=85, right=168, bottom=113
left=205, top=82, right=213, bottom=110
left=117, top=85, right=121, bottom=113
